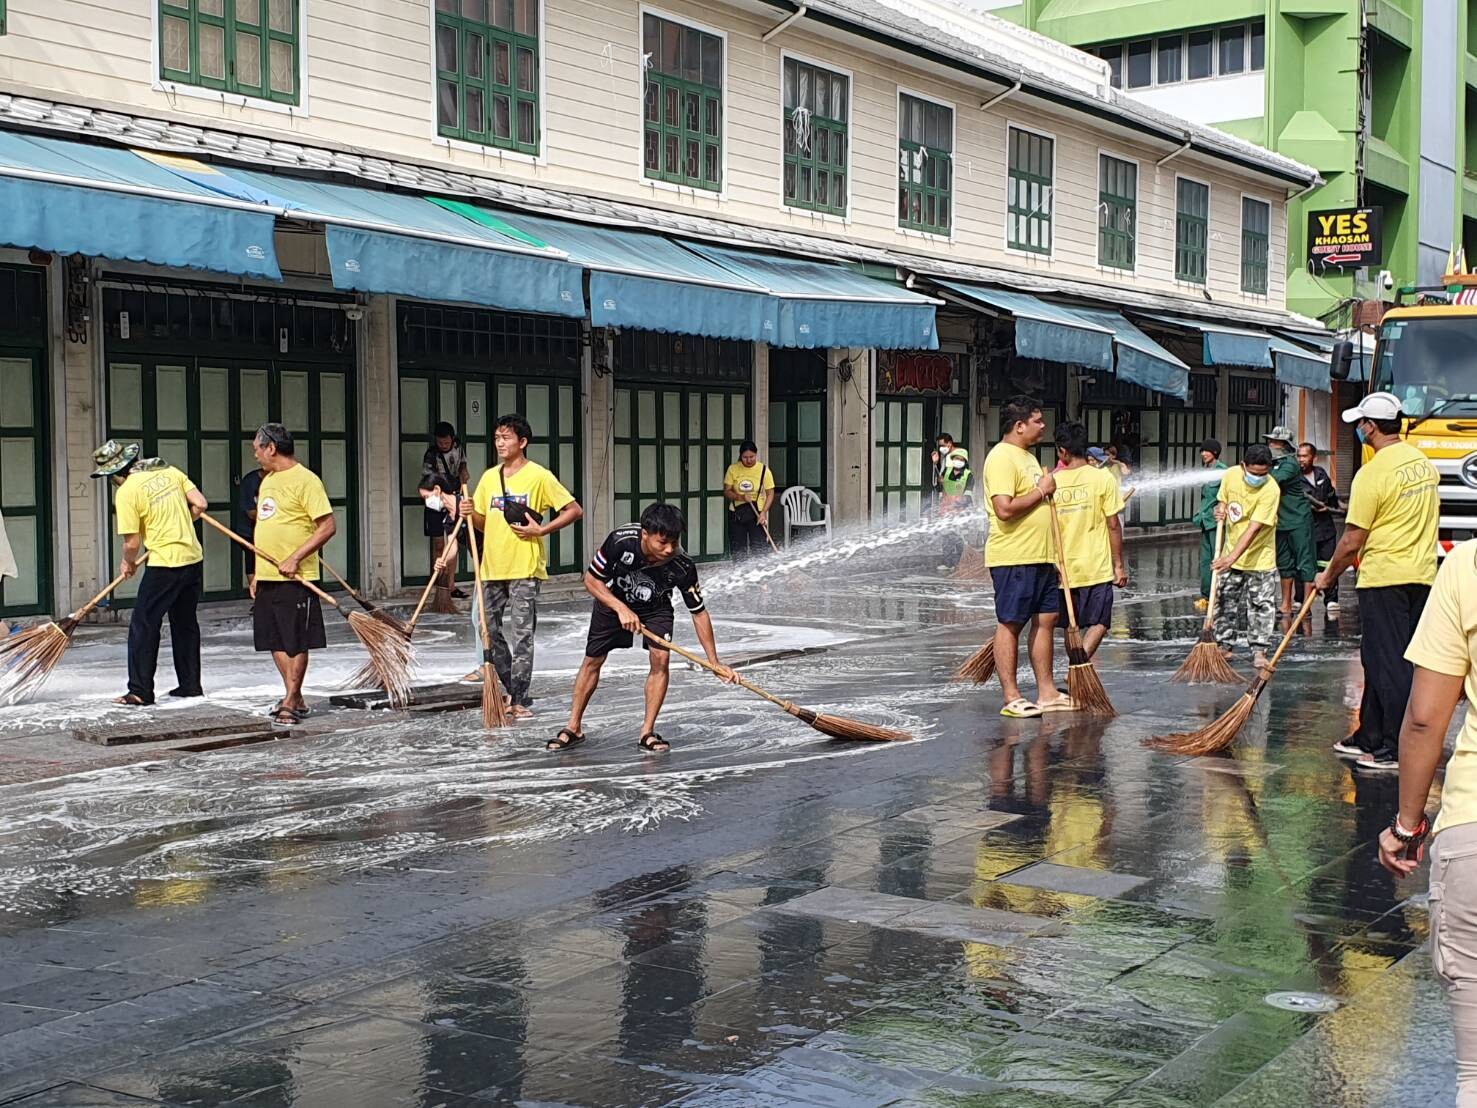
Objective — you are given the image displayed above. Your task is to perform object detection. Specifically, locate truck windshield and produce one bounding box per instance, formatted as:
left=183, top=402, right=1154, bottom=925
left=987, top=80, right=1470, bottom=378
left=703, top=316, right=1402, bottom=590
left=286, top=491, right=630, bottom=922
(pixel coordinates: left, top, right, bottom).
left=1372, top=317, right=1477, bottom=417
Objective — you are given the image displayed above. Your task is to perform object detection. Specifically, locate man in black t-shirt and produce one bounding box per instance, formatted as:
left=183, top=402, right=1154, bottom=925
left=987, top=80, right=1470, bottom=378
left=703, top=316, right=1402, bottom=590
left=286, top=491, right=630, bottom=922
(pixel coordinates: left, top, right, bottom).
left=552, top=502, right=736, bottom=754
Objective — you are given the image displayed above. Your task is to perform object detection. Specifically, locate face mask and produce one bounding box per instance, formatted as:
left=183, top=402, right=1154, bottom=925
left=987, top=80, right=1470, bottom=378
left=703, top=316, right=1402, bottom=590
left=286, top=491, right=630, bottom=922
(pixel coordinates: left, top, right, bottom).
left=1244, top=472, right=1269, bottom=488
left=1355, top=425, right=1367, bottom=444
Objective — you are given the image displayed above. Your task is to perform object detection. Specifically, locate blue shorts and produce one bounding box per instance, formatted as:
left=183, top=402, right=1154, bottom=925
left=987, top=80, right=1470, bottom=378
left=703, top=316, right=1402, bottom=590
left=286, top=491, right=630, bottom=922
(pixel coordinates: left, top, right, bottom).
left=1063, top=582, right=1114, bottom=629
left=990, top=564, right=1061, bottom=624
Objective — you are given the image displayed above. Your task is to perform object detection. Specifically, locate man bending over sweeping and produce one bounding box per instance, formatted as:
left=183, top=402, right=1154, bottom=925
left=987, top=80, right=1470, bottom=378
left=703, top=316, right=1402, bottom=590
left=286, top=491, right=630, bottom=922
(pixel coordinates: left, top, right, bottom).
left=1052, top=421, right=1128, bottom=658
left=1212, top=443, right=1282, bottom=673
left=555, top=503, right=736, bottom=754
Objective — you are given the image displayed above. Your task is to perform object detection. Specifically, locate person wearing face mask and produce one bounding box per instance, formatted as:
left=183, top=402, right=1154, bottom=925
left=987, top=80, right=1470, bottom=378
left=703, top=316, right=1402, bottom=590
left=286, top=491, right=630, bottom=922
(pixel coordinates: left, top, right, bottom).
left=1212, top=444, right=1281, bottom=672
left=1315, top=392, right=1440, bottom=773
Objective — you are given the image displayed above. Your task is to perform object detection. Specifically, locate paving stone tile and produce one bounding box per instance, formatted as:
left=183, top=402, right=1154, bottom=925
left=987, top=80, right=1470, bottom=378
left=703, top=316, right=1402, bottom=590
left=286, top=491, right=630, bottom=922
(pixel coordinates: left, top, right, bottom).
left=999, top=862, right=1149, bottom=899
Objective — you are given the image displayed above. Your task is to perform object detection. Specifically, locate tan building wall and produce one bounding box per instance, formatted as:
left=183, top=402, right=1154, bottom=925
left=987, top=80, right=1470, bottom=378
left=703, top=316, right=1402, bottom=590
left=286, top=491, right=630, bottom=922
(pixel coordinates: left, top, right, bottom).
left=0, top=0, right=1291, bottom=309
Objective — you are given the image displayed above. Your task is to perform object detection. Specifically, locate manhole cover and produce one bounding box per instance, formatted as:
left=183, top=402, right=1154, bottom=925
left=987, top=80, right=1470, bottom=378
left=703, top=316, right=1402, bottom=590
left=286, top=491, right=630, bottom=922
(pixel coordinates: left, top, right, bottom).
left=1264, top=991, right=1340, bottom=1014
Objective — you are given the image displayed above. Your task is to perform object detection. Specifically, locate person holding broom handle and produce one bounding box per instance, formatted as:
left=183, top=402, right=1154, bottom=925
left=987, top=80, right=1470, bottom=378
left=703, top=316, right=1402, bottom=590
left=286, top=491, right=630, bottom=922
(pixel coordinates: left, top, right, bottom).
left=1051, top=422, right=1127, bottom=659
left=250, top=423, right=336, bottom=727
left=1192, top=439, right=1227, bottom=612
left=556, top=503, right=736, bottom=753
left=1316, top=391, right=1439, bottom=774
left=460, top=414, right=582, bottom=719
left=93, top=440, right=208, bottom=706
left=982, top=395, right=1070, bottom=719
left=1211, top=444, right=1281, bottom=673
left=723, top=441, right=775, bottom=561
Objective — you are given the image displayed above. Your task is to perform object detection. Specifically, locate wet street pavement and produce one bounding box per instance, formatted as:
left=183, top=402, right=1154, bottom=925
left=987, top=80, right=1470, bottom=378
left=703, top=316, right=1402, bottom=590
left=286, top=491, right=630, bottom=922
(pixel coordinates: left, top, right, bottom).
left=0, top=535, right=1452, bottom=1106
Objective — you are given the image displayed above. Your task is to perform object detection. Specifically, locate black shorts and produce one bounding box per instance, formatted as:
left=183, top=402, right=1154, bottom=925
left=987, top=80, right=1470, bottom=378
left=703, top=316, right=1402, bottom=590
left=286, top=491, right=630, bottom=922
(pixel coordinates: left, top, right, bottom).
left=253, top=581, right=327, bottom=657
left=585, top=602, right=674, bottom=658
left=1063, top=581, right=1114, bottom=629
left=990, top=564, right=1061, bottom=624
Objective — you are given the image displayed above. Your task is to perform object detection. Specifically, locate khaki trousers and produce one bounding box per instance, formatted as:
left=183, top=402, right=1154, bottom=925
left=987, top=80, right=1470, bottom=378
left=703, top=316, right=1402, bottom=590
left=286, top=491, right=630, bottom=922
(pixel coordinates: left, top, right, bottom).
left=1432, top=821, right=1477, bottom=1106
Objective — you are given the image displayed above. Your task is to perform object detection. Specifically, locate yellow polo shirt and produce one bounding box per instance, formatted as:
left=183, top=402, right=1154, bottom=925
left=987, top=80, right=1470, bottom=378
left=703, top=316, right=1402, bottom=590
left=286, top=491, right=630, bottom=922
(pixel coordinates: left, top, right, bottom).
left=1217, top=466, right=1280, bottom=573
left=1405, top=542, right=1477, bottom=834
left=1345, top=440, right=1439, bottom=589
left=114, top=466, right=202, bottom=568
left=983, top=441, right=1053, bottom=567
left=254, top=463, right=333, bottom=582
left=723, top=461, right=775, bottom=510
left=472, top=461, right=575, bottom=581
left=1052, top=465, right=1124, bottom=588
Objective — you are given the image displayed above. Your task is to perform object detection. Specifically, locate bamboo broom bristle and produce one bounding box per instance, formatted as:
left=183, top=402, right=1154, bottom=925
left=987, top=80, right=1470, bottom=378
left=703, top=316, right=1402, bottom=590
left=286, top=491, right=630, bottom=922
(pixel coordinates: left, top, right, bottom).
left=430, top=584, right=458, bottom=615
left=482, top=661, right=509, bottom=729
left=0, top=621, right=70, bottom=704
left=1171, top=632, right=1244, bottom=685
left=1063, top=626, right=1115, bottom=717
left=345, top=609, right=413, bottom=707
left=787, top=703, right=910, bottom=742
left=1149, top=688, right=1259, bottom=756
left=955, top=639, right=997, bottom=683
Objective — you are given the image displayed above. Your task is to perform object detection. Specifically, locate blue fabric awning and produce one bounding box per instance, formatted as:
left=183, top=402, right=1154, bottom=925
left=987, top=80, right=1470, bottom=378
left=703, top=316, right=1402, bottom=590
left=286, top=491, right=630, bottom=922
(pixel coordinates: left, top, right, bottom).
left=1070, top=308, right=1191, bottom=401
left=183, top=168, right=584, bottom=316
left=933, top=281, right=1113, bottom=371
left=1139, top=312, right=1274, bottom=369
left=480, top=209, right=774, bottom=341
left=0, top=134, right=281, bottom=279
left=683, top=242, right=938, bottom=350
left=1269, top=335, right=1331, bottom=392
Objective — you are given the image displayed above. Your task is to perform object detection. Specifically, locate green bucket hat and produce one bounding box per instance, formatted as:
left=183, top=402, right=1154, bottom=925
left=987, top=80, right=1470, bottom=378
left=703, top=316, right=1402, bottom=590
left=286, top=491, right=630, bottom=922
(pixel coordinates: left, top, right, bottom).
left=90, top=439, right=140, bottom=479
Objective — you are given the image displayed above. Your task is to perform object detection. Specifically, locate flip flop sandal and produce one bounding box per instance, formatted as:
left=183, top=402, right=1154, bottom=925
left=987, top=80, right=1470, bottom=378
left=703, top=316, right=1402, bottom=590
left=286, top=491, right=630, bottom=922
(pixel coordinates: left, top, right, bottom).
left=1039, top=696, right=1077, bottom=714
left=1000, top=698, right=1043, bottom=719
left=270, top=708, right=300, bottom=727
left=548, top=727, right=585, bottom=751
left=291, top=705, right=312, bottom=720
left=113, top=693, right=149, bottom=707
left=639, top=732, right=670, bottom=752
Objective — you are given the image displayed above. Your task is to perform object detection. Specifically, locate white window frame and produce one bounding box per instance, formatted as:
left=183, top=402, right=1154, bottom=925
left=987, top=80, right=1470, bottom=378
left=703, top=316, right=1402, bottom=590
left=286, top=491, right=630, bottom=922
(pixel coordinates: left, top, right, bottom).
left=151, top=0, right=312, bottom=118
left=1239, top=191, right=1273, bottom=299
left=426, top=0, right=550, bottom=167
left=894, top=85, right=957, bottom=244
left=1095, top=146, right=1140, bottom=277
left=1003, top=120, right=1058, bottom=261
left=778, top=49, right=853, bottom=225
left=1174, top=172, right=1213, bottom=289
left=637, top=4, right=730, bottom=202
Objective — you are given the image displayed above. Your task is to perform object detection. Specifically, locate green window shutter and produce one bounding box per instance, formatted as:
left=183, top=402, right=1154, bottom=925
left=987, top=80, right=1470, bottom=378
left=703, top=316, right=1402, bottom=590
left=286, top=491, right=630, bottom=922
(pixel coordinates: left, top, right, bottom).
left=1241, top=197, right=1270, bottom=294
left=1176, top=178, right=1209, bottom=284
left=1098, top=154, right=1136, bottom=270
left=897, top=93, right=953, bottom=235
left=435, top=0, right=540, bottom=156
left=642, top=14, right=723, bottom=191
left=0, top=0, right=7, bottom=36
left=1008, top=127, right=1054, bottom=255
left=783, top=57, right=848, bottom=217
left=159, top=0, right=299, bottom=105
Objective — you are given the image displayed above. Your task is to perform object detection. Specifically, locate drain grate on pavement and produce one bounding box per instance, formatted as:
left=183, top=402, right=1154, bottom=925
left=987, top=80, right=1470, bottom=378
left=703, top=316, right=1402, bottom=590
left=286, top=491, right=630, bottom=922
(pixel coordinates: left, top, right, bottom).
left=66, top=705, right=286, bottom=748
left=331, top=682, right=481, bottom=713
left=999, top=862, right=1148, bottom=899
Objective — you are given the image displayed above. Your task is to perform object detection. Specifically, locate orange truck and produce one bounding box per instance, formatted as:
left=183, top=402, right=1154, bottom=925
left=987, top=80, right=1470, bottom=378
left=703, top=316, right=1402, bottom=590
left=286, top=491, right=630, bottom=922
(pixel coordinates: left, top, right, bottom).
left=1333, top=273, right=1477, bottom=557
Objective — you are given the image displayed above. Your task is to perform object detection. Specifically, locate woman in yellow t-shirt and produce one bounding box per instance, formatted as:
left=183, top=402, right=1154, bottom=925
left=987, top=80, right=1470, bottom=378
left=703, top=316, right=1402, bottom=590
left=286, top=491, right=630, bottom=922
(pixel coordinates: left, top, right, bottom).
left=1380, top=540, right=1477, bottom=1103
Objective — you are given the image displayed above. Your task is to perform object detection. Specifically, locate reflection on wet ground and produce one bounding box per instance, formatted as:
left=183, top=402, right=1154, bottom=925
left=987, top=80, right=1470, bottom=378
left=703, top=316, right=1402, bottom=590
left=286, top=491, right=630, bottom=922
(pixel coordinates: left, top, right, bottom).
left=0, top=541, right=1449, bottom=1106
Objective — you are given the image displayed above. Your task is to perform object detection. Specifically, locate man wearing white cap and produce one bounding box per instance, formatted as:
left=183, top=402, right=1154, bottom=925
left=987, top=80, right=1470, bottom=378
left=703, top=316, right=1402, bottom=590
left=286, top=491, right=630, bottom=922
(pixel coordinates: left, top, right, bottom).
left=1315, top=392, right=1440, bottom=772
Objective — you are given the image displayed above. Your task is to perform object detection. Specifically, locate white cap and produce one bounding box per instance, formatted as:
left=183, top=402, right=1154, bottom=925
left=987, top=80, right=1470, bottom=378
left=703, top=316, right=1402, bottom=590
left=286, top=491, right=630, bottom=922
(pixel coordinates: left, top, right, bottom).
left=1341, top=391, right=1402, bottom=424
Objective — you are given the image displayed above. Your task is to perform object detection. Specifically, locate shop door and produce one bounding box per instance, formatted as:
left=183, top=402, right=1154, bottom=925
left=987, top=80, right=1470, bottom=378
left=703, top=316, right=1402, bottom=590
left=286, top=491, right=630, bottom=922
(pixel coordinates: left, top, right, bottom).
left=768, top=396, right=826, bottom=501
left=0, top=350, right=49, bottom=615
left=398, top=371, right=582, bottom=582
left=874, top=396, right=967, bottom=519
left=105, top=358, right=356, bottom=602
left=1159, top=406, right=1216, bottom=524
left=613, top=385, right=747, bottom=561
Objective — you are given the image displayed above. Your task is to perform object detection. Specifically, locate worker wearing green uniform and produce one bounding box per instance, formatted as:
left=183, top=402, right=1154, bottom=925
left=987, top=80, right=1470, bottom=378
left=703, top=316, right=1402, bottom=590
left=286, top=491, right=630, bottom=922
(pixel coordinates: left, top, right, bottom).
left=1266, top=426, right=1317, bottom=616
left=1192, top=438, right=1227, bottom=610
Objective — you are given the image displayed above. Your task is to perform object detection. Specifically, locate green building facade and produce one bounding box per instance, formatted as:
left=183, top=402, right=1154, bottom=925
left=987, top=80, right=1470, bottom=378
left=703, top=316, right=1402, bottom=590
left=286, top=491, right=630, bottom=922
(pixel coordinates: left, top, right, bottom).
left=993, top=0, right=1471, bottom=323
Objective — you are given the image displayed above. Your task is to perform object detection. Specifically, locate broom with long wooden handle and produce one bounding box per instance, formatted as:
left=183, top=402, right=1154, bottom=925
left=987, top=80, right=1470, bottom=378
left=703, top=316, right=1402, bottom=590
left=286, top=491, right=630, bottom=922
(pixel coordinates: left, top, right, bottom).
left=1047, top=499, right=1114, bottom=716
left=640, top=625, right=910, bottom=742
left=1150, top=587, right=1320, bottom=756
left=460, top=486, right=508, bottom=729
left=406, top=513, right=466, bottom=636
left=321, top=559, right=410, bottom=636
left=0, top=551, right=152, bottom=704
left=200, top=514, right=413, bottom=707
left=1172, top=516, right=1243, bottom=685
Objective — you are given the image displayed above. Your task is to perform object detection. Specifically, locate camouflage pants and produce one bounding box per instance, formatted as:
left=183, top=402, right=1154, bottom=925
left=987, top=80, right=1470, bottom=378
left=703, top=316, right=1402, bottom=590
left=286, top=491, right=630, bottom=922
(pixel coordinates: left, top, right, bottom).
left=1214, top=568, right=1278, bottom=653
left=478, top=579, right=540, bottom=706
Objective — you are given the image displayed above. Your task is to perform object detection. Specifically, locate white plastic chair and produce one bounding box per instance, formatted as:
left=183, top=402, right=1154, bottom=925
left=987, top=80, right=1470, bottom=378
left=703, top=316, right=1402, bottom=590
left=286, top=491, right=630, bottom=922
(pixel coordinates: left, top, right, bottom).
left=780, top=485, right=832, bottom=546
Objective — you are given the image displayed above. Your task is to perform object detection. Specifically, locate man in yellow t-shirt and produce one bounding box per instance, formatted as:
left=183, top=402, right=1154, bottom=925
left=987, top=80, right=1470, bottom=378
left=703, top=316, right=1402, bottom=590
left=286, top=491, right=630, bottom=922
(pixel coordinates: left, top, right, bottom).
left=1051, top=422, right=1127, bottom=660
left=251, top=423, right=337, bottom=726
left=1212, top=443, right=1281, bottom=670
left=461, top=413, right=583, bottom=719
left=723, top=441, right=776, bottom=561
left=93, top=439, right=208, bottom=707
left=981, top=395, right=1068, bottom=718
left=1315, top=391, right=1439, bottom=772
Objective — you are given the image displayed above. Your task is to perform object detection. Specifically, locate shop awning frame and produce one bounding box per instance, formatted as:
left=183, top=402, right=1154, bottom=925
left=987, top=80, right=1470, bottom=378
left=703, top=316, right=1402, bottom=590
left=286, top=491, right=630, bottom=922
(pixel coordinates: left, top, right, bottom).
left=932, top=280, right=1114, bottom=371
left=1069, top=307, right=1192, bottom=402
left=1136, top=312, right=1277, bottom=370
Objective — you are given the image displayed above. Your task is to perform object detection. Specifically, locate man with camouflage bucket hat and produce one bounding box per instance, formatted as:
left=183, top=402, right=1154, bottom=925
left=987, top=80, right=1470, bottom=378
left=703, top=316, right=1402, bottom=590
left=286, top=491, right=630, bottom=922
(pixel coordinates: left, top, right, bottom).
left=1265, top=424, right=1317, bottom=618
left=92, top=439, right=208, bottom=706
